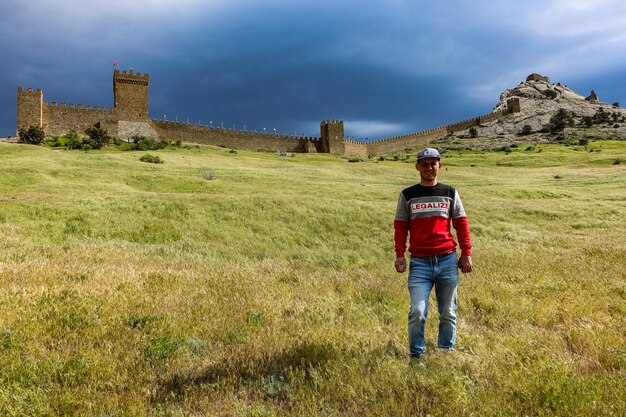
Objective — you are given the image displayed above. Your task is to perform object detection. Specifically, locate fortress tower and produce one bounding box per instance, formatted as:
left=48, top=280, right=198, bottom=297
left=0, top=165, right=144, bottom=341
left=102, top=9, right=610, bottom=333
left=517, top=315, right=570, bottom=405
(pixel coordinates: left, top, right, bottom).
left=113, top=69, right=149, bottom=120
left=16, top=87, right=43, bottom=131
left=320, top=119, right=345, bottom=155
left=506, top=98, right=521, bottom=113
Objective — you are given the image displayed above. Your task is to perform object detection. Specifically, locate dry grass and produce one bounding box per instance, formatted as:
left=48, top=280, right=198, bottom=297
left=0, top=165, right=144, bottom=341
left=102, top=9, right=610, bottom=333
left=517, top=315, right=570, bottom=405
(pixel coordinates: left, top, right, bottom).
left=0, top=141, right=625, bottom=416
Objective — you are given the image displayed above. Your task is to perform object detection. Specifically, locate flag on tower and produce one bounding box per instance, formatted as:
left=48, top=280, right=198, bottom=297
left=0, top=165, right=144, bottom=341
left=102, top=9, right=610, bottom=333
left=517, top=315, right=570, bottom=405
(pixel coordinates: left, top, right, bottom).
left=113, top=60, right=119, bottom=68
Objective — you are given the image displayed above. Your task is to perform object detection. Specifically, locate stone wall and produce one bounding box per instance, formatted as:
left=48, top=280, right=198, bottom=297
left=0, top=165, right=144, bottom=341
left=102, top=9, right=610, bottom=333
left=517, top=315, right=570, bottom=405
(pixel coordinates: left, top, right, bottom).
left=343, top=140, right=368, bottom=158
left=150, top=120, right=321, bottom=153
left=367, top=127, right=446, bottom=155
left=44, top=102, right=115, bottom=136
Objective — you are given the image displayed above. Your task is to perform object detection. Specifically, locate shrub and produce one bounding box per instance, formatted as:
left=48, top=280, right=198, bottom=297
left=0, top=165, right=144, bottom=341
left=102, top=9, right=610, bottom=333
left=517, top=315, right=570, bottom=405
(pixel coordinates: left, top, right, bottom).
left=578, top=138, right=589, bottom=146
left=546, top=108, right=573, bottom=133
left=612, top=102, right=620, bottom=108
left=613, top=160, right=621, bottom=165
left=519, top=125, right=532, bottom=135
left=139, top=154, right=164, bottom=164
left=469, top=127, right=478, bottom=138
left=85, top=126, right=111, bottom=149
left=130, top=135, right=169, bottom=151
left=56, top=130, right=86, bottom=149
left=543, top=89, right=558, bottom=99
left=592, top=108, right=612, bottom=124
left=580, top=116, right=593, bottom=128
left=18, top=125, right=45, bottom=145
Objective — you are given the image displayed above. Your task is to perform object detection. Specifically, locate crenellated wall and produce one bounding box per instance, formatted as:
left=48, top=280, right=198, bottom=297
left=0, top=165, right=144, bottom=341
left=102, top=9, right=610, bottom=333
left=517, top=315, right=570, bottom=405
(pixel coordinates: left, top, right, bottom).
left=16, top=68, right=520, bottom=157
left=44, top=101, right=116, bottom=136
left=353, top=98, right=521, bottom=157
left=150, top=119, right=321, bottom=153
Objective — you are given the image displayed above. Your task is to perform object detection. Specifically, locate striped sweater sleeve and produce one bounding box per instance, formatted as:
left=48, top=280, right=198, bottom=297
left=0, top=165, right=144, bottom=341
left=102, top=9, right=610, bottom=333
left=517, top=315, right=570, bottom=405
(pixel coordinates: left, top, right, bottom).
left=394, top=192, right=410, bottom=257
left=451, top=191, right=472, bottom=256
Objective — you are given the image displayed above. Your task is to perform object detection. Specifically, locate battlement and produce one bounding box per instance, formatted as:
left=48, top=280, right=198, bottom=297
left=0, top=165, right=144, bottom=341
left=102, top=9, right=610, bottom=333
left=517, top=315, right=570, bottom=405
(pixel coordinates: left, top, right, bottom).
left=18, top=87, right=43, bottom=96
left=45, top=101, right=112, bottom=113
left=113, top=69, right=149, bottom=85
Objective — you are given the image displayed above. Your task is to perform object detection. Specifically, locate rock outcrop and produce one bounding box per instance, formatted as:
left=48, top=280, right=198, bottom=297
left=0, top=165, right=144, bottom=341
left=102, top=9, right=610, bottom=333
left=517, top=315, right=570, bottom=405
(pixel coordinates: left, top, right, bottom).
left=473, top=74, right=626, bottom=138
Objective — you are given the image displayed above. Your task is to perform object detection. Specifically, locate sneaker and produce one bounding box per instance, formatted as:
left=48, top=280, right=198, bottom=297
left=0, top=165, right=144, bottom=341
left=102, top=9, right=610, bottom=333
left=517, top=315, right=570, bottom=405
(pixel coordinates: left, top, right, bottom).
left=409, top=354, right=423, bottom=367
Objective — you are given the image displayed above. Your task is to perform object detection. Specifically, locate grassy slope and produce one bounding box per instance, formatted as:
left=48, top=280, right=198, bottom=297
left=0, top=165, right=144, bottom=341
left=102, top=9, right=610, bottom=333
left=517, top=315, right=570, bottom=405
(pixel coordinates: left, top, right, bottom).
left=0, top=142, right=624, bottom=416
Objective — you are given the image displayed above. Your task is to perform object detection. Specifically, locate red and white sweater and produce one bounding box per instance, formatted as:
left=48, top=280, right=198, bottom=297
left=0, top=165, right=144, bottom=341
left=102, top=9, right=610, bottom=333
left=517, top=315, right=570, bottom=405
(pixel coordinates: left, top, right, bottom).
left=394, top=183, right=472, bottom=258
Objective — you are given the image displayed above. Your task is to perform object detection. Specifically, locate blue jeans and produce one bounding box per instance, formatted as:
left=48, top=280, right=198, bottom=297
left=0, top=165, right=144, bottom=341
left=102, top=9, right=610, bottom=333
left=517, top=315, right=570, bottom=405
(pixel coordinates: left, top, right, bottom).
left=408, top=252, right=458, bottom=356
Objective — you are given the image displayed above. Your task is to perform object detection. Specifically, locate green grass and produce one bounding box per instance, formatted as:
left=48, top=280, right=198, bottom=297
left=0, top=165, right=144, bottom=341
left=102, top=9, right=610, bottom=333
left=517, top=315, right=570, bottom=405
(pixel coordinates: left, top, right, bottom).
left=1, top=141, right=625, bottom=416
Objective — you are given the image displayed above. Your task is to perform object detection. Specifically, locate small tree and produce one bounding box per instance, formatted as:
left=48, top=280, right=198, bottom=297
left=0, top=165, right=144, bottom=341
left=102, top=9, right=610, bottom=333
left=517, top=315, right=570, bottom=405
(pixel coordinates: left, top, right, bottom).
left=469, top=127, right=478, bottom=138
left=580, top=116, right=593, bottom=128
left=18, top=126, right=45, bottom=145
left=543, top=89, right=558, bottom=99
left=85, top=126, right=111, bottom=149
left=547, top=108, right=573, bottom=133
left=592, top=108, right=611, bottom=124
left=519, top=125, right=532, bottom=135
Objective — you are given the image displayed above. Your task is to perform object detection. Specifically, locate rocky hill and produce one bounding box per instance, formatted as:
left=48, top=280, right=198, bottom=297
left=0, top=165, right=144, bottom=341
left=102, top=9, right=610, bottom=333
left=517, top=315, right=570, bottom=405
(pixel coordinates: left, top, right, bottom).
left=463, top=73, right=626, bottom=143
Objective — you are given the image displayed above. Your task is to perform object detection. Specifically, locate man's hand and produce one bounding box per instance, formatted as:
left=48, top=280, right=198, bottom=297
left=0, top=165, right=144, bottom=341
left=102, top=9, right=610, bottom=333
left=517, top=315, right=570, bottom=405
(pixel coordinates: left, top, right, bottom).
left=458, top=254, right=473, bottom=273
left=395, top=257, right=406, bottom=273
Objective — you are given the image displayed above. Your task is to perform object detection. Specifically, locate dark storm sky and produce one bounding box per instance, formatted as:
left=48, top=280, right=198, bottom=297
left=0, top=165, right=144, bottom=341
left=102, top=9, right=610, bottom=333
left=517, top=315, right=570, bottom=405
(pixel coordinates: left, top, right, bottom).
left=1, top=0, right=625, bottom=139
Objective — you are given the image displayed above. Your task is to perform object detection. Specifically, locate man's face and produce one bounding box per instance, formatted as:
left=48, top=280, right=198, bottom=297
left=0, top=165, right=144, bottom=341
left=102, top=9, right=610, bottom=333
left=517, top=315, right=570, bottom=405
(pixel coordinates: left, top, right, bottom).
left=415, top=158, right=441, bottom=181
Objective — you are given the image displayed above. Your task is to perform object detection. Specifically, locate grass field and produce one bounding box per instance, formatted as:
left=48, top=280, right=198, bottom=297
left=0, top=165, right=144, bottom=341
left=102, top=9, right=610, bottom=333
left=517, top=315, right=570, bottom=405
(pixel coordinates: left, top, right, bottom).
left=0, top=140, right=625, bottom=416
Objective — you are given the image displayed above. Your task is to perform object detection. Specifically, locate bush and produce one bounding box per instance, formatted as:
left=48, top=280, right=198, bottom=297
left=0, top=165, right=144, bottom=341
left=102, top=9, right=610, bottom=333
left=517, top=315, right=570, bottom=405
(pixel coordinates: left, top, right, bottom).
left=18, top=125, right=45, bottom=145
left=612, top=102, right=620, bottom=108
left=85, top=126, right=111, bottom=149
left=546, top=108, right=574, bottom=133
left=543, top=89, right=558, bottom=99
left=519, top=125, right=532, bottom=135
left=592, top=108, right=612, bottom=124
left=139, top=154, right=164, bottom=164
left=580, top=116, right=593, bottom=128
left=129, top=135, right=170, bottom=151
left=469, top=127, right=478, bottom=138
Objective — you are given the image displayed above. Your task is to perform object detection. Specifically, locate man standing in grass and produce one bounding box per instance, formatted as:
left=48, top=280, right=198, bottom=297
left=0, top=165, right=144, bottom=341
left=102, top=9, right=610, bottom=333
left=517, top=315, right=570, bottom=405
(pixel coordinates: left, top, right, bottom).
left=394, top=148, right=473, bottom=360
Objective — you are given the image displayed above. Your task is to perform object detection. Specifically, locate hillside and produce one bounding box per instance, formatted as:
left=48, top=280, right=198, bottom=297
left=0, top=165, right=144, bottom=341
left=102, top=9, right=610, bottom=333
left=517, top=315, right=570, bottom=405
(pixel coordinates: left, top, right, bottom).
left=1, top=142, right=625, bottom=416
left=470, top=74, right=626, bottom=141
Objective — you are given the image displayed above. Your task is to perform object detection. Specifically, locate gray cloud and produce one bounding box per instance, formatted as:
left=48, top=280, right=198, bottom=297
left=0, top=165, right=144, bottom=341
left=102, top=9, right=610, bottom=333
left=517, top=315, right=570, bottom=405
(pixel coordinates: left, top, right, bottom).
left=1, top=0, right=625, bottom=138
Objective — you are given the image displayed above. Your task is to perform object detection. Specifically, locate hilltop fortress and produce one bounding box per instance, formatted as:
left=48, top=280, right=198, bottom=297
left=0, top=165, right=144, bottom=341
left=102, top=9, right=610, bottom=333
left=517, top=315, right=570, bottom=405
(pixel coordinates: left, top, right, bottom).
left=17, top=69, right=521, bottom=157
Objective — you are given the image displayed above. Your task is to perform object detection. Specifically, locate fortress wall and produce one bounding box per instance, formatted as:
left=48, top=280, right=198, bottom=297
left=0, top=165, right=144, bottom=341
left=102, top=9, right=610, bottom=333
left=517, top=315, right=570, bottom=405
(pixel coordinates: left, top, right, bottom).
left=150, top=120, right=320, bottom=152
left=366, top=127, right=447, bottom=155
left=43, top=102, right=116, bottom=136
left=479, top=109, right=507, bottom=124
left=343, top=140, right=368, bottom=158
left=446, top=117, right=480, bottom=134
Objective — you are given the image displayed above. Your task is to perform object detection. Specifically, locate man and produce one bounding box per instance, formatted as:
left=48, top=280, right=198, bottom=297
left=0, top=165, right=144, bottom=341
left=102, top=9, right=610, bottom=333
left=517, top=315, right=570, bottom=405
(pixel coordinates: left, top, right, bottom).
left=394, top=148, right=473, bottom=360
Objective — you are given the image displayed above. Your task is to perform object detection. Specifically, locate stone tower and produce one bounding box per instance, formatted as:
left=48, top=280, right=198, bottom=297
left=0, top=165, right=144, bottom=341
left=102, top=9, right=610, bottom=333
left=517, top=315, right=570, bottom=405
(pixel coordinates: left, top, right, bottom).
left=113, top=69, right=149, bottom=120
left=320, top=119, right=345, bottom=154
left=16, top=87, right=43, bottom=131
left=506, top=98, right=521, bottom=113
